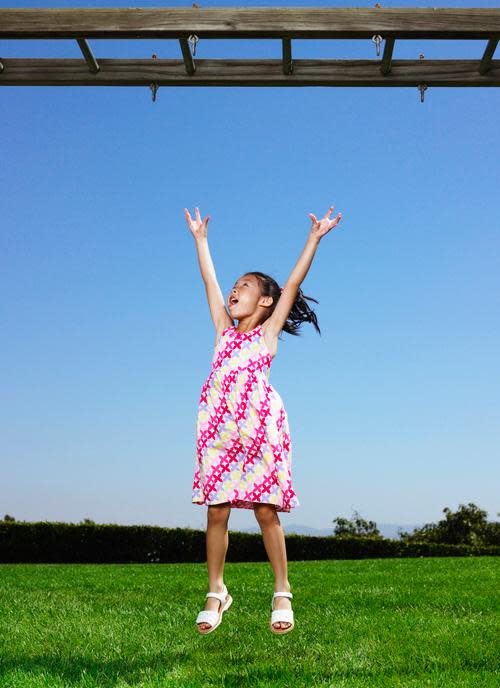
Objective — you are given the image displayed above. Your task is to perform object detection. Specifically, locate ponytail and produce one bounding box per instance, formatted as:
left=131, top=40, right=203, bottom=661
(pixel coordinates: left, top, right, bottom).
left=245, top=271, right=321, bottom=338
left=281, top=285, right=321, bottom=337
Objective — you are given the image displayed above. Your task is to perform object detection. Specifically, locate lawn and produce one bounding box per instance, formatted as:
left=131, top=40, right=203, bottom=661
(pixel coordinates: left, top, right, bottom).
left=0, top=556, right=498, bottom=687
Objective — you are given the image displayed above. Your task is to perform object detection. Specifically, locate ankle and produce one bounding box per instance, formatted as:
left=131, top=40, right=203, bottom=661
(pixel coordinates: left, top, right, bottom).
left=274, top=581, right=291, bottom=592
left=208, top=580, right=224, bottom=593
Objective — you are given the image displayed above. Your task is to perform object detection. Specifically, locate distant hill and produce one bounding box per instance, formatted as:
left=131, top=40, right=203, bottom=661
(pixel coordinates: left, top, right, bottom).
left=231, top=522, right=423, bottom=539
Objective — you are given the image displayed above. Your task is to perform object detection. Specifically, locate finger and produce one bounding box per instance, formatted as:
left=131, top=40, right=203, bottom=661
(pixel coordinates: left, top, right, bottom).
left=195, top=207, right=201, bottom=221
left=329, top=213, right=342, bottom=228
left=204, top=215, right=210, bottom=226
left=184, top=208, right=192, bottom=221
left=324, top=205, right=334, bottom=219
left=309, top=213, right=317, bottom=223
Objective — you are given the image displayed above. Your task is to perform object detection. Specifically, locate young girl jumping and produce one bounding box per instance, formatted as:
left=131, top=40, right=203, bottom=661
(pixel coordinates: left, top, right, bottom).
left=185, top=204, right=342, bottom=635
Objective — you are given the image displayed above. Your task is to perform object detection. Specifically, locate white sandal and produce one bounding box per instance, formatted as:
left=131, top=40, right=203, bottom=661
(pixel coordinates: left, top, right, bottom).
left=270, top=591, right=295, bottom=634
left=196, top=583, right=233, bottom=634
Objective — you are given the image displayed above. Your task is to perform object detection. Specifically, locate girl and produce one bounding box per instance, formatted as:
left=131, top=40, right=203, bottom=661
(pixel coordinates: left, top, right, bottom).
left=185, top=205, right=342, bottom=635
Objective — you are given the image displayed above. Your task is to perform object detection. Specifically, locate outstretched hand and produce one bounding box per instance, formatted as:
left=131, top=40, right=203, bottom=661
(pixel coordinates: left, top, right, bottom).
left=184, top=207, right=210, bottom=241
left=308, top=206, right=342, bottom=240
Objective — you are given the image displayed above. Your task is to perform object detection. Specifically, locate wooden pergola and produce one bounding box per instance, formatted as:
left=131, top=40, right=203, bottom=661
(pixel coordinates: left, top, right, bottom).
left=1, top=6, right=499, bottom=99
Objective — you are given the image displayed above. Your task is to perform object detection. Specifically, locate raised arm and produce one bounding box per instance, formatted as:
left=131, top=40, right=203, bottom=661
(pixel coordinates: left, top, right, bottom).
left=184, top=207, right=232, bottom=334
left=267, top=205, right=342, bottom=336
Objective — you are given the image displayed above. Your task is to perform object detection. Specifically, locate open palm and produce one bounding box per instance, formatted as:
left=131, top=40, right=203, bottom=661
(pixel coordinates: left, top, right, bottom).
left=184, top=206, right=210, bottom=240
left=308, top=205, right=342, bottom=240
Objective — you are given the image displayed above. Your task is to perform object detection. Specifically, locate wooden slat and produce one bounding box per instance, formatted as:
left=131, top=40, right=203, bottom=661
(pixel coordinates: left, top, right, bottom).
left=282, top=39, right=293, bottom=76
left=178, top=38, right=196, bottom=76
left=1, top=58, right=499, bottom=87
left=479, top=39, right=499, bottom=74
left=0, top=8, right=499, bottom=40
left=76, top=39, right=99, bottom=74
left=380, top=38, right=395, bottom=76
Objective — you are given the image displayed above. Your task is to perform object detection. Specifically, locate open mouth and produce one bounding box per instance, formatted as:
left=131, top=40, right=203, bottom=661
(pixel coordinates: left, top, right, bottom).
left=229, top=297, right=239, bottom=307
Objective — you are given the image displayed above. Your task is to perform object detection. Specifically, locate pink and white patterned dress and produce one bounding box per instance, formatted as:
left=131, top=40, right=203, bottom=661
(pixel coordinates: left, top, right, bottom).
left=192, top=324, right=299, bottom=512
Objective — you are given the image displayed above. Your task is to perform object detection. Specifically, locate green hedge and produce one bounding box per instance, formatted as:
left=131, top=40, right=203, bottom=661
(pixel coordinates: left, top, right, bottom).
left=1, top=522, right=499, bottom=563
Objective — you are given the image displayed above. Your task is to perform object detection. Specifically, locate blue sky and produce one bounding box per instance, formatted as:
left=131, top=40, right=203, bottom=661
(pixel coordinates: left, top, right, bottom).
left=1, top=0, right=499, bottom=534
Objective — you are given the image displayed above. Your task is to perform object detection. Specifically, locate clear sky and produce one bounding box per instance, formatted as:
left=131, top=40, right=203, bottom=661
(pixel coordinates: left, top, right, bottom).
left=1, top=0, right=499, bottom=535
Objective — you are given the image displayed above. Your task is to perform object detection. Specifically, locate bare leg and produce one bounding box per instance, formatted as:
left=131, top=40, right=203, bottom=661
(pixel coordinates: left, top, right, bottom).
left=253, top=504, right=292, bottom=630
left=197, top=502, right=231, bottom=631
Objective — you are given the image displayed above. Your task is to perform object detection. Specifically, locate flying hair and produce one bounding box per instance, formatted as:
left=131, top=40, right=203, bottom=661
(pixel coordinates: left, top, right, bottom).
left=243, top=270, right=321, bottom=338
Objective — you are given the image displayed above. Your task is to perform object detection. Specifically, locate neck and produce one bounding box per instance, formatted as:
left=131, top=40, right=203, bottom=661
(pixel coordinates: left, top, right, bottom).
left=235, top=321, right=260, bottom=333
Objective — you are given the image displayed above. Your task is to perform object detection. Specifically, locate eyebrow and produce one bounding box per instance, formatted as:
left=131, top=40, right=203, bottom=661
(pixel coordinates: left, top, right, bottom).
left=233, top=280, right=250, bottom=288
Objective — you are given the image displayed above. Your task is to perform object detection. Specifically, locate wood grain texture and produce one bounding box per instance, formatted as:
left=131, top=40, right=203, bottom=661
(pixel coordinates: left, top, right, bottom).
left=1, top=8, right=499, bottom=87
left=1, top=58, right=499, bottom=87
left=0, top=7, right=499, bottom=39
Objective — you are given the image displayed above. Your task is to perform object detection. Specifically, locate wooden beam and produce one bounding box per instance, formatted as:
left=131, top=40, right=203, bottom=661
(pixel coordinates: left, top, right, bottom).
left=282, top=39, right=293, bottom=76
left=1, top=58, right=499, bottom=87
left=178, top=38, right=196, bottom=76
left=0, top=7, right=499, bottom=40
left=76, top=39, right=99, bottom=74
left=380, top=38, right=395, bottom=76
left=479, top=39, right=499, bottom=75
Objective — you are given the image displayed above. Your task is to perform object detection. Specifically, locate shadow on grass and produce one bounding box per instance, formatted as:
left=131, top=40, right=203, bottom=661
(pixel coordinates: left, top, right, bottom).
left=0, top=649, right=495, bottom=688
left=0, top=647, right=193, bottom=686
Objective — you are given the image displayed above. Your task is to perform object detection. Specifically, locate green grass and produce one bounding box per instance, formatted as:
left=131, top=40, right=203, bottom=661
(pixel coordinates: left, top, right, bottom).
left=0, top=557, right=498, bottom=687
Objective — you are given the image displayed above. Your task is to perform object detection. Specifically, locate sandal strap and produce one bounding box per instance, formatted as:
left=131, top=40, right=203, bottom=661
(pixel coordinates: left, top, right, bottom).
left=205, top=584, right=227, bottom=604
left=271, top=609, right=294, bottom=623
left=196, top=610, right=219, bottom=624
left=272, top=591, right=293, bottom=600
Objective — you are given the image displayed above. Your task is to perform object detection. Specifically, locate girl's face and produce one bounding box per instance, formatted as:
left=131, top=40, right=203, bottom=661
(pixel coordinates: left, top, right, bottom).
left=228, top=274, right=262, bottom=318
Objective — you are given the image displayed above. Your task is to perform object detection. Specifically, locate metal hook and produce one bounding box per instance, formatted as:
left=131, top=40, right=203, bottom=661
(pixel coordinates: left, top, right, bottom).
left=188, top=34, right=199, bottom=56
left=417, top=84, right=427, bottom=103
left=372, top=34, right=383, bottom=57
left=417, top=54, right=427, bottom=103
left=148, top=53, right=159, bottom=102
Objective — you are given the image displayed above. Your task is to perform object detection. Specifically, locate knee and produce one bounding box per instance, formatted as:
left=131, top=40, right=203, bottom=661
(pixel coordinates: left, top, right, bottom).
left=254, top=503, right=280, bottom=527
left=207, top=503, right=231, bottom=527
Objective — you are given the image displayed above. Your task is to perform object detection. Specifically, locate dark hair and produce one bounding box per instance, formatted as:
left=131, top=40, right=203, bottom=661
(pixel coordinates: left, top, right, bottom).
left=244, top=271, right=321, bottom=338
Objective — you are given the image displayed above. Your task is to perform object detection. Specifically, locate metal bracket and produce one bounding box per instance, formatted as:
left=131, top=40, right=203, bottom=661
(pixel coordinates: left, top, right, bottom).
left=150, top=53, right=158, bottom=102
left=188, top=34, right=199, bottom=57
left=417, top=53, right=427, bottom=102
left=372, top=34, right=383, bottom=57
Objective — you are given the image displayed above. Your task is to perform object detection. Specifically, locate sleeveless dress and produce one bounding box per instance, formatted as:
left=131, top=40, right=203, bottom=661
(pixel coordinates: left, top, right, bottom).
left=192, top=324, right=300, bottom=512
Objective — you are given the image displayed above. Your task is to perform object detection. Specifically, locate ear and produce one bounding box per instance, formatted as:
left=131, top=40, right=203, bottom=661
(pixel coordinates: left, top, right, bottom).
left=260, top=295, right=274, bottom=307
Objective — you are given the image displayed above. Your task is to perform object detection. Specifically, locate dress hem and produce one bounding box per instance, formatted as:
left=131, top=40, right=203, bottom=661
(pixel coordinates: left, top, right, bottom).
left=192, top=497, right=299, bottom=513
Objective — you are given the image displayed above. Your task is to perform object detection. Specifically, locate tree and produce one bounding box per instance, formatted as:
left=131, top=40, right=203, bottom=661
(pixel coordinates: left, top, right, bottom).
left=2, top=514, right=16, bottom=522
left=398, top=502, right=497, bottom=546
left=333, top=509, right=381, bottom=538
left=483, top=518, right=500, bottom=546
